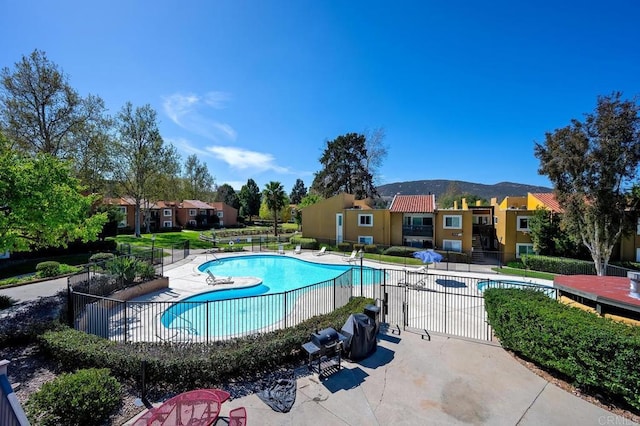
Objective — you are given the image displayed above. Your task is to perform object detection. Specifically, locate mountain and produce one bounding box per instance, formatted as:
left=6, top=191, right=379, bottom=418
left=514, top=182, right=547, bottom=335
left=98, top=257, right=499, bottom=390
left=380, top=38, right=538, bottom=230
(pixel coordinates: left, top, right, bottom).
left=377, top=180, right=553, bottom=201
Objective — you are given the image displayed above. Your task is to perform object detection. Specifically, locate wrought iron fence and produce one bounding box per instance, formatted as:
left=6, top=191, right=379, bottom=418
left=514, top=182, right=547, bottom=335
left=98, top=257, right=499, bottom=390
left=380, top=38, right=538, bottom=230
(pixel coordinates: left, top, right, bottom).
left=379, top=269, right=557, bottom=342
left=69, top=261, right=558, bottom=344
left=70, top=269, right=356, bottom=343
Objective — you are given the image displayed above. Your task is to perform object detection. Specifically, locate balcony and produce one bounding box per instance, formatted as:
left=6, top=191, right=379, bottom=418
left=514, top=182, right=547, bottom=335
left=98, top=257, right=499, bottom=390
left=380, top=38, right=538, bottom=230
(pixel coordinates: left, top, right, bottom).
left=402, top=225, right=433, bottom=237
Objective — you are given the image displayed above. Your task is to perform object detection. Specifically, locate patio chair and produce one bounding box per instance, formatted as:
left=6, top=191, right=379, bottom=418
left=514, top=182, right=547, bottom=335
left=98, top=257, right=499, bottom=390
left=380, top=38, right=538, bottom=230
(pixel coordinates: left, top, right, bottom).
left=294, top=245, right=302, bottom=254
left=206, top=270, right=234, bottom=286
left=343, top=250, right=359, bottom=264
left=314, top=246, right=327, bottom=256
left=229, top=406, right=247, bottom=426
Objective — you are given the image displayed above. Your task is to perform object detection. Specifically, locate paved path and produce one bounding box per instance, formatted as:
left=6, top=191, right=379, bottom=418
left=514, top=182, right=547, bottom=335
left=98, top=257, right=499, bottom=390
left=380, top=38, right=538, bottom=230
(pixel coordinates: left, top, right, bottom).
left=126, top=329, right=636, bottom=425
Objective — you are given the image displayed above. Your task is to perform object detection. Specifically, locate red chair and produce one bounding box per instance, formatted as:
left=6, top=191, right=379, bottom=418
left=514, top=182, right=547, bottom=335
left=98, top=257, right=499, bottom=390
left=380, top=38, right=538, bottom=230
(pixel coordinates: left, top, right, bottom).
left=228, top=406, right=247, bottom=426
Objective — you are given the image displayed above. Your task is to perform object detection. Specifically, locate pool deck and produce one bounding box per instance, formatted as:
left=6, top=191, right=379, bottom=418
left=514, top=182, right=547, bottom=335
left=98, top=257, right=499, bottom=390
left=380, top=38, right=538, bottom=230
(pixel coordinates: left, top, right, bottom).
left=158, top=249, right=553, bottom=303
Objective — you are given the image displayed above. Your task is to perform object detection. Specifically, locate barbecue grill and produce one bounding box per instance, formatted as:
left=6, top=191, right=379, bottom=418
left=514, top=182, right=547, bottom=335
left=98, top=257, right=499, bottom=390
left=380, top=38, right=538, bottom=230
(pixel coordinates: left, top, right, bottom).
left=302, top=327, right=347, bottom=377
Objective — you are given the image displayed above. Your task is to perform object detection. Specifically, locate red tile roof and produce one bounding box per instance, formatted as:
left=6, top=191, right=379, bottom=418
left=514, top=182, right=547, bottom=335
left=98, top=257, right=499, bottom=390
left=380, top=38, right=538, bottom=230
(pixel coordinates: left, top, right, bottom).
left=182, top=200, right=214, bottom=209
left=389, top=195, right=435, bottom=213
left=531, top=193, right=563, bottom=213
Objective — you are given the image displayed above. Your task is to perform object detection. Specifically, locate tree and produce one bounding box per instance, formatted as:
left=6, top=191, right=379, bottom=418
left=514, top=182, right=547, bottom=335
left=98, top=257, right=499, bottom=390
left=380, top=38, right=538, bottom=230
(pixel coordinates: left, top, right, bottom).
left=528, top=207, right=585, bottom=258
left=289, top=179, right=307, bottom=204
left=364, top=127, right=388, bottom=188
left=262, top=181, right=288, bottom=236
left=534, top=92, right=640, bottom=275
left=0, top=49, right=107, bottom=159
left=311, top=133, right=377, bottom=199
left=112, top=103, right=180, bottom=237
left=215, top=184, right=240, bottom=209
left=0, top=133, right=107, bottom=252
left=72, top=113, right=115, bottom=194
left=238, top=179, right=261, bottom=222
left=182, top=154, right=215, bottom=200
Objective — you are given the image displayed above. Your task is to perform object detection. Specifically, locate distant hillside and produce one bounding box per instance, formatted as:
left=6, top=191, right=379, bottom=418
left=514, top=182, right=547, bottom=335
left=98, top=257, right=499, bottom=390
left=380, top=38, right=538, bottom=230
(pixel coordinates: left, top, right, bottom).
left=377, top=180, right=553, bottom=201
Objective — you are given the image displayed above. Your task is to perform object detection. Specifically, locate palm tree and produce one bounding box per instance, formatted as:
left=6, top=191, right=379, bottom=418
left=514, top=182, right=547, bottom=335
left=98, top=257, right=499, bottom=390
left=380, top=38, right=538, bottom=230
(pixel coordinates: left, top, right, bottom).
left=262, top=181, right=287, bottom=236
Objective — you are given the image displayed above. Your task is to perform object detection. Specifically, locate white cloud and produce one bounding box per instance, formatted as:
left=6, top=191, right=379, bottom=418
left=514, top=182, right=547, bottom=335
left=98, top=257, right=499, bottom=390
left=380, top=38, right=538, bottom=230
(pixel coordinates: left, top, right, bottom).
left=162, top=91, right=236, bottom=141
left=207, top=146, right=291, bottom=174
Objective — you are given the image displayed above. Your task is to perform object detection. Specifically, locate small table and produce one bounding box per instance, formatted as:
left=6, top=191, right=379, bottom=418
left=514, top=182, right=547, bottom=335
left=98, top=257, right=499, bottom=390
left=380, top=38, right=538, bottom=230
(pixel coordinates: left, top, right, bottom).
left=133, top=389, right=227, bottom=425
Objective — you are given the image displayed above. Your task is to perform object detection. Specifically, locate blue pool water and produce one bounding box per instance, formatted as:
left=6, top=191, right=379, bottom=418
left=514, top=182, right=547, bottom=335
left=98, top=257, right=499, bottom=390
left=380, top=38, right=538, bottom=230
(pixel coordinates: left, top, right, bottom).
left=161, top=255, right=381, bottom=338
left=477, top=279, right=556, bottom=297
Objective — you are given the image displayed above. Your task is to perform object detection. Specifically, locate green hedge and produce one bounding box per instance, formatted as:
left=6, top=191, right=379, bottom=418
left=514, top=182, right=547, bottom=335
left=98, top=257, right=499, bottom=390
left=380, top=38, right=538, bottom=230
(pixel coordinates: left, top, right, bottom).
left=289, top=236, right=319, bottom=249
left=382, top=246, right=418, bottom=257
left=484, top=288, right=640, bottom=410
left=521, top=254, right=596, bottom=275
left=26, top=368, right=121, bottom=426
left=39, top=297, right=374, bottom=392
left=36, top=261, right=61, bottom=278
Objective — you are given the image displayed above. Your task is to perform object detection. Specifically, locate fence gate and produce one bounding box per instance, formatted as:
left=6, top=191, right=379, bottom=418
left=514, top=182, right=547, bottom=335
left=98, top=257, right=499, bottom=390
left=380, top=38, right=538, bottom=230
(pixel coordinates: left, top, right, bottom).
left=381, top=270, right=494, bottom=342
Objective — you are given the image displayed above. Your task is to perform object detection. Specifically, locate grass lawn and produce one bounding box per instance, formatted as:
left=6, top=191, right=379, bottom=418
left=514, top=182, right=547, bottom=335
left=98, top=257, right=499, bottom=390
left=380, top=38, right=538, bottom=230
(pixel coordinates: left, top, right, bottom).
left=491, top=266, right=556, bottom=281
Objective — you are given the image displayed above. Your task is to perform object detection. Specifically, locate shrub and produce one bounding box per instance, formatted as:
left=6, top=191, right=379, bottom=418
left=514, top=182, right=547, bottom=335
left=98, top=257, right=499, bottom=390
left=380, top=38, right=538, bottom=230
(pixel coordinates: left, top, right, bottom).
left=39, top=297, right=374, bottom=392
left=485, top=288, right=640, bottom=410
left=36, top=261, right=61, bottom=278
left=337, top=242, right=351, bottom=252
left=106, top=256, right=138, bottom=283
left=26, top=368, right=122, bottom=426
left=363, top=244, right=378, bottom=253
left=521, top=254, right=596, bottom=275
left=289, top=236, right=318, bottom=249
left=136, top=261, right=156, bottom=280
left=89, top=252, right=115, bottom=262
left=382, top=246, right=417, bottom=257
left=0, top=294, right=16, bottom=309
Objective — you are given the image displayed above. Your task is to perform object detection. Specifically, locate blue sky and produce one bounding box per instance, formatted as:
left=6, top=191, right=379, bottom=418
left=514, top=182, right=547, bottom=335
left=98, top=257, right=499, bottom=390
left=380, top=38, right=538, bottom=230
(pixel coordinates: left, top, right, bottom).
left=2, top=1, right=639, bottom=193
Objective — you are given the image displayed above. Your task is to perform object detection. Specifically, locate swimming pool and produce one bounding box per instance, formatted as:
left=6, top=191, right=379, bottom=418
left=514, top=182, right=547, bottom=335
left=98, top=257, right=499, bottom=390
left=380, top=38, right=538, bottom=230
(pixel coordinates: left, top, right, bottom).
left=160, top=255, right=381, bottom=338
left=477, top=279, right=556, bottom=297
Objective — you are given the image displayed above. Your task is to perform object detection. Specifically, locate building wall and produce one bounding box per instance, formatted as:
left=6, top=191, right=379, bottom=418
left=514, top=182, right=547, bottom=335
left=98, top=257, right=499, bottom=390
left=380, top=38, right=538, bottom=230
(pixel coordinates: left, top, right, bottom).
left=390, top=212, right=405, bottom=246
left=342, top=209, right=391, bottom=246
left=434, top=209, right=473, bottom=252
left=302, top=193, right=357, bottom=242
left=619, top=219, right=640, bottom=262
left=210, top=202, right=238, bottom=226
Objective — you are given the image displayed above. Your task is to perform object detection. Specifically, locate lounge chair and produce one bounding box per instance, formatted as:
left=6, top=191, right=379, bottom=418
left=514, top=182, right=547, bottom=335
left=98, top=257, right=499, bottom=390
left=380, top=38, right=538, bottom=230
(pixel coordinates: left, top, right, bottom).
left=314, top=246, right=327, bottom=256
left=278, top=244, right=285, bottom=255
left=343, top=250, right=359, bottom=264
left=294, top=245, right=302, bottom=254
left=206, top=270, right=233, bottom=285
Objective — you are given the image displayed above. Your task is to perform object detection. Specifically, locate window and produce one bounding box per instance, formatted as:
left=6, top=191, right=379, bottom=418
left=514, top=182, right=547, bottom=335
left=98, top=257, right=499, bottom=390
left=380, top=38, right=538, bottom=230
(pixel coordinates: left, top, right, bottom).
left=189, top=209, right=197, bottom=217
left=199, top=210, right=207, bottom=215
left=117, top=207, right=127, bottom=227
left=163, top=209, right=172, bottom=217
left=217, top=211, right=224, bottom=218
left=517, top=216, right=530, bottom=231
left=358, top=214, right=373, bottom=227
left=443, top=215, right=462, bottom=229
left=163, top=220, right=173, bottom=228
left=358, top=236, right=373, bottom=245
left=188, top=220, right=197, bottom=226
left=442, top=240, right=462, bottom=252
left=516, top=243, right=535, bottom=258
left=493, top=217, right=498, bottom=224
left=637, top=218, right=640, bottom=235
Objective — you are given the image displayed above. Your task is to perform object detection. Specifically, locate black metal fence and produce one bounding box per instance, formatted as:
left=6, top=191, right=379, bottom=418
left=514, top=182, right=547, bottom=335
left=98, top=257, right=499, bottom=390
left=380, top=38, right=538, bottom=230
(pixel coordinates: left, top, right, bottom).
left=69, top=263, right=556, bottom=344
left=379, top=269, right=557, bottom=342
left=70, top=269, right=356, bottom=343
